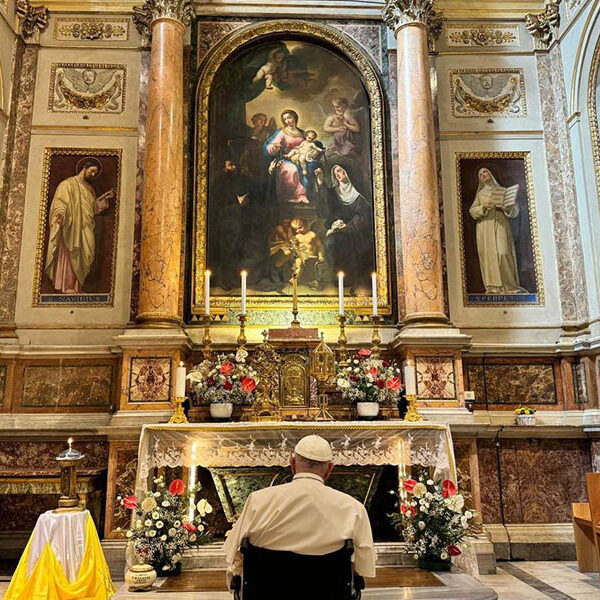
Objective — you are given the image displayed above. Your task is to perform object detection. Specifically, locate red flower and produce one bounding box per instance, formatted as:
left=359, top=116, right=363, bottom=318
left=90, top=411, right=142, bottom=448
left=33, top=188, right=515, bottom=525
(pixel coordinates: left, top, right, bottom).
left=400, top=504, right=410, bottom=515
left=241, top=377, right=256, bottom=393
left=168, top=479, right=185, bottom=496
left=411, top=507, right=418, bottom=517
left=183, top=522, right=197, bottom=532
left=224, top=381, right=233, bottom=391
left=376, top=379, right=385, bottom=389
left=382, top=360, right=390, bottom=368
left=207, top=377, right=215, bottom=386
left=403, top=479, right=417, bottom=493
left=442, top=480, right=457, bottom=498
left=386, top=377, right=402, bottom=391
left=123, top=495, right=138, bottom=510
left=358, top=348, right=372, bottom=357
left=368, top=367, right=378, bottom=377
left=220, top=361, right=234, bottom=375
left=350, top=376, right=360, bottom=383
left=447, top=545, right=461, bottom=556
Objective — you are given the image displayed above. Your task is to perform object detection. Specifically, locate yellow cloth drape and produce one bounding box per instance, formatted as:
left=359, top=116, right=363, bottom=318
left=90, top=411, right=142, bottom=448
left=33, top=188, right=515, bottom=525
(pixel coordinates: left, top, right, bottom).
left=5, top=514, right=116, bottom=600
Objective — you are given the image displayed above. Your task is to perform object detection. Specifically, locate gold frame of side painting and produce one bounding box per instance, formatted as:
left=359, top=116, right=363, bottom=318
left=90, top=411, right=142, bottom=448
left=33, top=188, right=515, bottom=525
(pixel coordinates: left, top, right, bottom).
left=33, top=147, right=122, bottom=307
left=455, top=151, right=544, bottom=307
left=192, top=19, right=391, bottom=315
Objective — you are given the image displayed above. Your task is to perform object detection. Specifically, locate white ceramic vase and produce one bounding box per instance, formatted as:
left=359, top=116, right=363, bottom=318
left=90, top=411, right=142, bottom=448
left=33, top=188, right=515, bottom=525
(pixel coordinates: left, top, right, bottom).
left=356, top=401, right=380, bottom=418
left=125, top=564, right=157, bottom=591
left=210, top=402, right=233, bottom=420
left=515, top=414, right=536, bottom=426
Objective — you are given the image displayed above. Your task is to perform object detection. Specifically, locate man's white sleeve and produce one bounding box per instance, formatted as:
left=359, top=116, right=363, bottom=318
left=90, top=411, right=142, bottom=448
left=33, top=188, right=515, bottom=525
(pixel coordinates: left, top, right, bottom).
left=222, top=493, right=254, bottom=589
left=353, top=505, right=377, bottom=578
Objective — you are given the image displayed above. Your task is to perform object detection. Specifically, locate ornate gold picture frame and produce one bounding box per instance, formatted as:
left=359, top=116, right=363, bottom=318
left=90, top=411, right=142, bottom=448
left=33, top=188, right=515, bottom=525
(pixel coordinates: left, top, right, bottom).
left=192, top=20, right=391, bottom=316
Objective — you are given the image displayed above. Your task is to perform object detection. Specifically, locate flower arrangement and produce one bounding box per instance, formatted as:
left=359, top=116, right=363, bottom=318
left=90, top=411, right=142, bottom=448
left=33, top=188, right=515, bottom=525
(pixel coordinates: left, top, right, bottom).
left=515, top=406, right=536, bottom=415
left=187, top=349, right=259, bottom=405
left=122, top=476, right=212, bottom=573
left=390, top=472, right=477, bottom=569
left=335, top=348, right=403, bottom=404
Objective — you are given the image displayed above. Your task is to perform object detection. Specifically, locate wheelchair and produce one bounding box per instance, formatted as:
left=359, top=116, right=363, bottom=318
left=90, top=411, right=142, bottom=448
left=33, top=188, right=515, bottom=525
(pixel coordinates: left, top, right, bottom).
left=230, top=538, right=365, bottom=600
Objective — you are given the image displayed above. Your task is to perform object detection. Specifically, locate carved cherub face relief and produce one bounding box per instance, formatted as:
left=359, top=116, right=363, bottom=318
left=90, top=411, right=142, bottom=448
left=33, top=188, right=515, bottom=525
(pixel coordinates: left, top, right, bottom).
left=480, top=74, right=493, bottom=90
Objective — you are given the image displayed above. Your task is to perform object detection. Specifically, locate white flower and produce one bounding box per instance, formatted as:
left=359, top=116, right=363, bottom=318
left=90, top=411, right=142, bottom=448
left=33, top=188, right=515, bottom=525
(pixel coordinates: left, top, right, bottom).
left=174, top=520, right=181, bottom=528
left=160, top=535, right=167, bottom=541
left=144, top=519, right=152, bottom=527
left=427, top=479, right=434, bottom=485
left=141, top=497, right=158, bottom=513
left=168, top=528, right=176, bottom=536
left=337, top=378, right=351, bottom=389
left=353, top=359, right=359, bottom=365
left=197, top=499, right=213, bottom=516
left=413, top=483, right=427, bottom=498
left=418, top=521, right=425, bottom=530
left=196, top=524, right=205, bottom=532
left=148, top=530, right=156, bottom=537
left=126, top=530, right=133, bottom=538
left=161, top=500, right=171, bottom=507
left=152, top=511, right=160, bottom=520
left=162, top=565, right=171, bottom=571
left=136, top=520, right=143, bottom=531
left=465, top=510, right=473, bottom=519
left=190, top=534, right=197, bottom=542
left=236, top=348, right=248, bottom=363
left=440, top=551, right=448, bottom=560
left=156, top=520, right=164, bottom=529
left=445, top=494, right=465, bottom=513
left=154, top=492, right=160, bottom=498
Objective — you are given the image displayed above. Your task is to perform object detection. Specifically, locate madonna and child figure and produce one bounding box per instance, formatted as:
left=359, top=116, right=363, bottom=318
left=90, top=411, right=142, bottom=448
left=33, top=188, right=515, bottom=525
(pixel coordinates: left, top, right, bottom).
left=207, top=39, right=377, bottom=298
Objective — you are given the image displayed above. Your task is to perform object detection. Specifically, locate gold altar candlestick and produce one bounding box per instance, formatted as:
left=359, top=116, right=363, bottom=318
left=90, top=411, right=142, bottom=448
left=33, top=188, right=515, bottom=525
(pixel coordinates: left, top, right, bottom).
left=337, top=314, right=349, bottom=365
left=291, top=269, right=300, bottom=328
left=371, top=315, right=382, bottom=358
left=169, top=396, right=188, bottom=424
left=237, top=313, right=247, bottom=349
left=404, top=394, right=423, bottom=422
left=202, top=314, right=213, bottom=360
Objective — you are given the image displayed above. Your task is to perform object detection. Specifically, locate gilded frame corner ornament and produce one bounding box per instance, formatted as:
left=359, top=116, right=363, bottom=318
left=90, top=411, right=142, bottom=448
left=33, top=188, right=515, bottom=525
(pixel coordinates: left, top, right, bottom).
left=33, top=147, right=122, bottom=308
left=455, top=151, right=545, bottom=307
left=192, top=19, right=391, bottom=316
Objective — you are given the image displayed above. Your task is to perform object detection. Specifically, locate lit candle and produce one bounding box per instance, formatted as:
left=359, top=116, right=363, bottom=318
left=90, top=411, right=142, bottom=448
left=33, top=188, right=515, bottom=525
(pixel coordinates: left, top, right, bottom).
left=404, top=362, right=416, bottom=396
left=175, top=361, right=186, bottom=397
left=204, top=270, right=211, bottom=316
left=371, top=272, right=378, bottom=316
left=241, top=270, right=247, bottom=315
left=67, top=437, right=73, bottom=452
left=338, top=272, right=344, bottom=316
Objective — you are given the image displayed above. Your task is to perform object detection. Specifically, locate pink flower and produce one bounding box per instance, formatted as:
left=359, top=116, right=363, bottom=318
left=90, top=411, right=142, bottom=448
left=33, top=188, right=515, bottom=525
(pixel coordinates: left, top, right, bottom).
left=442, top=480, right=457, bottom=498
left=448, top=544, right=461, bottom=556
left=386, top=377, right=402, bottom=391
left=183, top=522, right=196, bottom=532
left=220, top=361, right=234, bottom=375
left=168, top=479, right=185, bottom=496
left=358, top=348, right=372, bottom=357
left=241, top=377, right=256, bottom=393
left=368, top=367, right=378, bottom=378
left=403, top=479, right=417, bottom=493
left=123, top=495, right=138, bottom=510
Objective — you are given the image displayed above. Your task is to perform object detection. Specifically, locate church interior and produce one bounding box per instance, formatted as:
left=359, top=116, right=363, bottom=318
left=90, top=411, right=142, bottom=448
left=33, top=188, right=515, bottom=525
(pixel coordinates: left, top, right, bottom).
left=1, top=0, right=600, bottom=598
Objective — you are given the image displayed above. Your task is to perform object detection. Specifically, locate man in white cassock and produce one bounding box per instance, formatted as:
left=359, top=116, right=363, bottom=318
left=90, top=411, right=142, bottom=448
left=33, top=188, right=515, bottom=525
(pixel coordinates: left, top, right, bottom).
left=222, top=435, right=377, bottom=588
left=45, top=157, right=114, bottom=294
left=469, top=167, right=527, bottom=295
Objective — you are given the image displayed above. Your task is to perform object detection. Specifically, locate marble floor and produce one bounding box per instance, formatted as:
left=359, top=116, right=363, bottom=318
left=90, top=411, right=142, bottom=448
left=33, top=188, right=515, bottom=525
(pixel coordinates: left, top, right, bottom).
left=0, top=561, right=598, bottom=599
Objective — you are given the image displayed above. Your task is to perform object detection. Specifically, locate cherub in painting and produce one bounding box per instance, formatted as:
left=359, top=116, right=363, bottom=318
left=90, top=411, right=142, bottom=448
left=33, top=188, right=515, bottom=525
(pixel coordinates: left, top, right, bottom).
left=252, top=48, right=289, bottom=90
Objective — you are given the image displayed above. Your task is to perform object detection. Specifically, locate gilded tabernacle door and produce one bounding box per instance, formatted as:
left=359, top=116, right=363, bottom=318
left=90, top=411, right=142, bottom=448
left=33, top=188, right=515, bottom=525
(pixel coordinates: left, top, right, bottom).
left=193, top=21, right=391, bottom=316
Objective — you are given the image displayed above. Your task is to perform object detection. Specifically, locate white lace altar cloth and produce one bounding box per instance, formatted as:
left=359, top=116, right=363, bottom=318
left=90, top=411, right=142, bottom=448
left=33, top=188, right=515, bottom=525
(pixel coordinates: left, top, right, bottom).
left=135, top=421, right=456, bottom=497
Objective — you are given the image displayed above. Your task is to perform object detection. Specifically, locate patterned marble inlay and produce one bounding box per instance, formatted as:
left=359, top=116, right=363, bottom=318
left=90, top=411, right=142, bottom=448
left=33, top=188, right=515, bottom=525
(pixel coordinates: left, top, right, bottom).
left=48, top=63, right=126, bottom=114
left=450, top=69, right=526, bottom=119
left=592, top=440, right=600, bottom=473
left=415, top=356, right=456, bottom=400
left=537, top=44, right=588, bottom=324
left=21, top=365, right=113, bottom=407
left=465, top=362, right=557, bottom=405
left=445, top=24, right=520, bottom=47
left=129, top=356, right=171, bottom=402
left=0, top=45, right=38, bottom=322
left=0, top=365, right=5, bottom=406
left=54, top=17, right=129, bottom=41
left=572, top=361, right=588, bottom=404
left=110, top=444, right=138, bottom=534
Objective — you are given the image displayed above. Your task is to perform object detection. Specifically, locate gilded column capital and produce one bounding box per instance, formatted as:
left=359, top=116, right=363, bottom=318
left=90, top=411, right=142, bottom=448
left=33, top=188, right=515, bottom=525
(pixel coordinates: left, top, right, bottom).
left=382, top=0, right=442, bottom=39
left=526, top=0, right=561, bottom=49
left=133, top=0, right=195, bottom=37
left=15, top=0, right=49, bottom=40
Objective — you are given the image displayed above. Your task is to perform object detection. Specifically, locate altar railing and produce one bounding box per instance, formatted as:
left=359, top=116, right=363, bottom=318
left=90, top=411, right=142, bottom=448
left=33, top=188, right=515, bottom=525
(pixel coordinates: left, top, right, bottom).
left=135, top=421, right=457, bottom=497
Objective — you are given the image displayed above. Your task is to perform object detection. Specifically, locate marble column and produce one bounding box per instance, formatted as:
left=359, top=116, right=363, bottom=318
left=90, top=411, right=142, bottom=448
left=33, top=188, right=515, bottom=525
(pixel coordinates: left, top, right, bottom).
left=384, top=0, right=447, bottom=326
left=134, top=0, right=193, bottom=327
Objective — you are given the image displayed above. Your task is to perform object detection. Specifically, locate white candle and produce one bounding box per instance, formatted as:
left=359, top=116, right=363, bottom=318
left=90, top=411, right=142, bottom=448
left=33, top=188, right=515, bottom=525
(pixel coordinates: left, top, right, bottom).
left=241, top=270, right=247, bottom=315
left=204, top=270, right=211, bottom=316
left=371, top=272, right=378, bottom=316
left=404, top=363, right=416, bottom=395
left=175, top=361, right=186, bottom=397
left=338, top=272, right=344, bottom=316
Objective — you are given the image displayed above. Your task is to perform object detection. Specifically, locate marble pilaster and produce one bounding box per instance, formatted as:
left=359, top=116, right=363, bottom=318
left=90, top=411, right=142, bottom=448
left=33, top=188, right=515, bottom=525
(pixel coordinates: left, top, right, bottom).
left=383, top=0, right=447, bottom=326
left=134, top=0, right=193, bottom=327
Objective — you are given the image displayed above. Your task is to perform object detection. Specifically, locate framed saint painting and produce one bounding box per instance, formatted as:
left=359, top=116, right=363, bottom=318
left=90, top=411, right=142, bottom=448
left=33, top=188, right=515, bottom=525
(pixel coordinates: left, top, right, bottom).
left=33, top=147, right=121, bottom=306
left=456, top=152, right=544, bottom=305
left=192, top=21, right=391, bottom=316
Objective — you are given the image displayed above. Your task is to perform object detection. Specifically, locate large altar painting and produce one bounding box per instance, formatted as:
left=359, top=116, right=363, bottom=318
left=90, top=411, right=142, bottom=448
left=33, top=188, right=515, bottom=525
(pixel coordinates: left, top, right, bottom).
left=194, top=25, right=390, bottom=314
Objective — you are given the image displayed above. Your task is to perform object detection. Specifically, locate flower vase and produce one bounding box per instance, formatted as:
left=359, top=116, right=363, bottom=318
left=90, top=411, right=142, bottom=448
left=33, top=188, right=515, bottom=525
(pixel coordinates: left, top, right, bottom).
left=418, top=557, right=451, bottom=572
left=516, top=414, right=536, bottom=426
left=356, top=402, right=380, bottom=419
left=210, top=402, right=233, bottom=420
left=125, top=564, right=157, bottom=591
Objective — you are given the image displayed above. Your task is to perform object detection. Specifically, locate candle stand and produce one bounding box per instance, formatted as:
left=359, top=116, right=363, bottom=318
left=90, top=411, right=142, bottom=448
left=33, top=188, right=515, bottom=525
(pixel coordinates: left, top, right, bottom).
left=237, top=313, right=247, bottom=349
left=202, top=314, right=213, bottom=361
left=371, top=315, right=382, bottom=358
left=337, top=314, right=349, bottom=365
left=404, top=394, right=423, bottom=422
left=55, top=439, right=85, bottom=513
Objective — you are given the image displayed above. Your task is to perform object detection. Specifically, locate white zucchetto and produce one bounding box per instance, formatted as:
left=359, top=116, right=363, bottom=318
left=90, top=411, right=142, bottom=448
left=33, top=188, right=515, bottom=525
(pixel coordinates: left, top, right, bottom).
left=294, top=435, right=333, bottom=462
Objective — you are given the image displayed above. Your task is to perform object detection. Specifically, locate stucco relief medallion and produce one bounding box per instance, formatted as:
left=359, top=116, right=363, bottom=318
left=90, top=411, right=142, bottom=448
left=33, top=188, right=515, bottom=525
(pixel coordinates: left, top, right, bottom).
left=451, top=69, right=527, bottom=119
left=49, top=63, right=127, bottom=114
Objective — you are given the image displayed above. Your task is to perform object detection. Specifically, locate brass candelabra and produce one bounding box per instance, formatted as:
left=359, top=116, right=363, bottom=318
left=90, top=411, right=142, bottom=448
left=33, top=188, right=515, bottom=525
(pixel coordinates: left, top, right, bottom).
left=404, top=394, right=423, bottom=422
left=337, top=314, right=349, bottom=365
left=202, top=314, right=213, bottom=361
left=237, top=313, right=247, bottom=349
left=169, top=396, right=188, bottom=424
left=371, top=315, right=382, bottom=358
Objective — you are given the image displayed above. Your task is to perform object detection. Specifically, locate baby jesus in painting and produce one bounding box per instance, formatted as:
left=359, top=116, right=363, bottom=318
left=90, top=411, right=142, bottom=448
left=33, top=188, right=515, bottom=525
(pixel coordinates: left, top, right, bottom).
left=290, top=218, right=325, bottom=288
left=285, top=130, right=325, bottom=175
